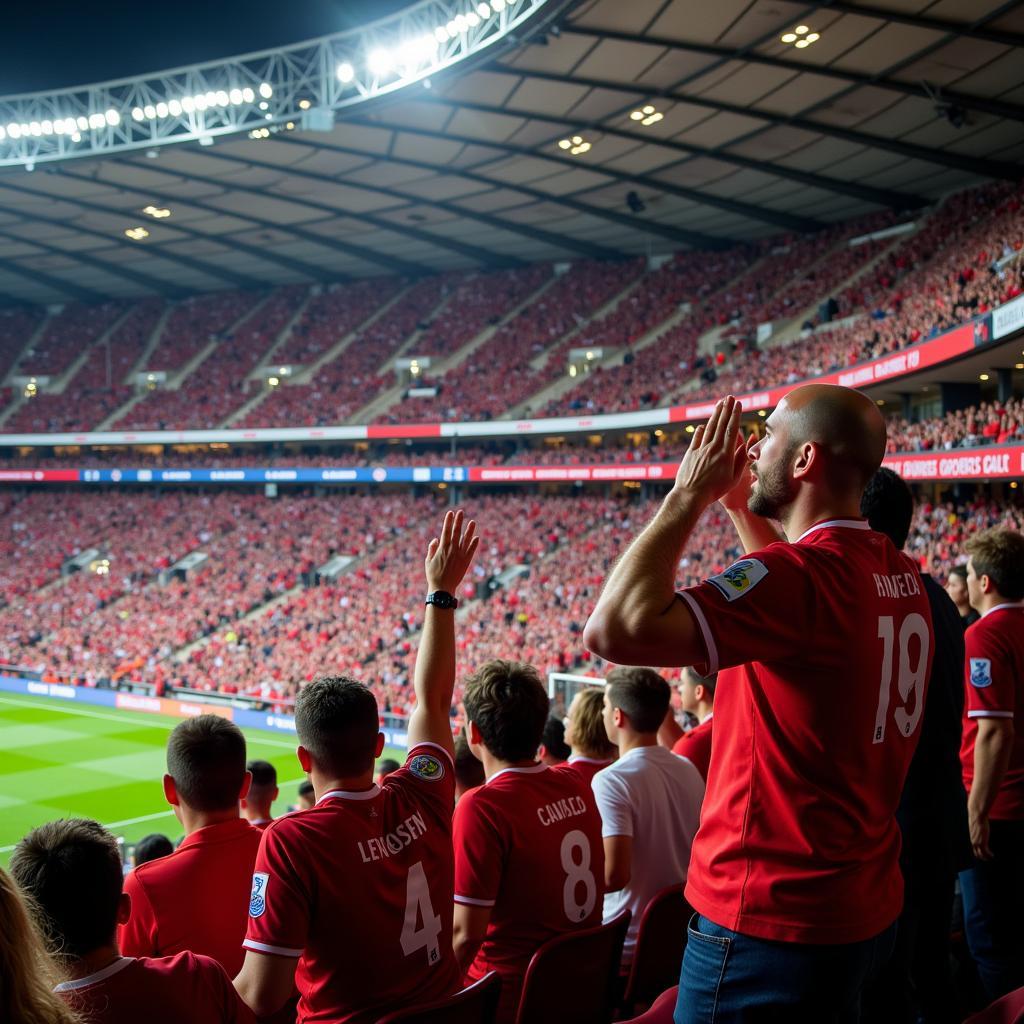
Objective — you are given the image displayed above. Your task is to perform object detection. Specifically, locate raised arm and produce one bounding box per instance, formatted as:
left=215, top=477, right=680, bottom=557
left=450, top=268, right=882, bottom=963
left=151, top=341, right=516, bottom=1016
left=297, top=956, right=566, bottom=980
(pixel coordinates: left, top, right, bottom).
left=583, top=397, right=747, bottom=667
left=407, top=509, right=479, bottom=758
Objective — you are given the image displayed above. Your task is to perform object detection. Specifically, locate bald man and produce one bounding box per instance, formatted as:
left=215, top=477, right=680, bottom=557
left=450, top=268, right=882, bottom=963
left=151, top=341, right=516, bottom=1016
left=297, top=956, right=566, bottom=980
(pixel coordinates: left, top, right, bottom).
left=585, top=387, right=934, bottom=1024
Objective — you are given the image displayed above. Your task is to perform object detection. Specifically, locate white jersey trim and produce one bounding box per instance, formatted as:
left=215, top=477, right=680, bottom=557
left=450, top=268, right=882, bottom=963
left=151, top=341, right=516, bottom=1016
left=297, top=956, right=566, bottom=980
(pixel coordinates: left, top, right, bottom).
left=678, top=590, right=719, bottom=675
left=317, top=784, right=380, bottom=804
left=568, top=755, right=614, bottom=766
left=486, top=763, right=547, bottom=785
left=407, top=740, right=455, bottom=768
left=981, top=602, right=1024, bottom=618
left=54, top=957, right=135, bottom=992
left=243, top=938, right=304, bottom=957
left=795, top=518, right=871, bottom=543
left=454, top=894, right=497, bottom=907
left=967, top=710, right=1014, bottom=719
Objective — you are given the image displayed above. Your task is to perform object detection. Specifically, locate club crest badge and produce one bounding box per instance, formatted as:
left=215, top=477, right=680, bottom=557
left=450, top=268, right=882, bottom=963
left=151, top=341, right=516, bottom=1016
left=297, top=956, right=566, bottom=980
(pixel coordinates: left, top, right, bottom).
left=969, top=658, right=993, bottom=689
left=707, top=558, right=769, bottom=602
left=249, top=872, right=269, bottom=918
left=409, top=753, right=445, bottom=782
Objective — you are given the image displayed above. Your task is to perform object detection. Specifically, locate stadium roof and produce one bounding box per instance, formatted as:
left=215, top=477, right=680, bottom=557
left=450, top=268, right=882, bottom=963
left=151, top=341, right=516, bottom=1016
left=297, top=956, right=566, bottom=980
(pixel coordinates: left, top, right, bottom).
left=0, top=0, right=1022, bottom=304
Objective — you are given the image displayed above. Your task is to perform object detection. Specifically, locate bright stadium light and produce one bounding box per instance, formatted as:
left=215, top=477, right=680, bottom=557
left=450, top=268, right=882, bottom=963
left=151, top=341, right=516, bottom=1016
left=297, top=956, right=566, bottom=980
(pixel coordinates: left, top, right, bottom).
left=0, top=0, right=555, bottom=166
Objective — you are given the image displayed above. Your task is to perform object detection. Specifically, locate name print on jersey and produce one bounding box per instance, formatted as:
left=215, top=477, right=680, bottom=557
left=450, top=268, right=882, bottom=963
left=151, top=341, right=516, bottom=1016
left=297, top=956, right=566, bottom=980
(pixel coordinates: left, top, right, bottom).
left=536, top=795, right=589, bottom=827
left=357, top=810, right=429, bottom=863
left=872, top=571, right=923, bottom=599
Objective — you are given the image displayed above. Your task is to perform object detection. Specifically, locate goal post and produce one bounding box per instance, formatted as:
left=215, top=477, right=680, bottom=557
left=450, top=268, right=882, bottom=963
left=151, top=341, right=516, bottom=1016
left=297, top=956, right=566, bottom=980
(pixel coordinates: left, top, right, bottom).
left=547, top=671, right=605, bottom=716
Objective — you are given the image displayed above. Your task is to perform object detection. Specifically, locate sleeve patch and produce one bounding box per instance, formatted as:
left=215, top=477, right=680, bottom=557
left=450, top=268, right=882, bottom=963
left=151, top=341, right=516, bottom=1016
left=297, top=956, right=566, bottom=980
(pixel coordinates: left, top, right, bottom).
left=249, top=872, right=269, bottom=918
left=969, top=658, right=993, bottom=689
left=706, top=558, right=769, bottom=602
left=408, top=753, right=446, bottom=782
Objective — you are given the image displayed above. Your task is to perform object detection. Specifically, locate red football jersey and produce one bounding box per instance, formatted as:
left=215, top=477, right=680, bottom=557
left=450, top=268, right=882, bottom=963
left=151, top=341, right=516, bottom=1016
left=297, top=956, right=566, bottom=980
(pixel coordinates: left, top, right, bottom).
left=555, top=755, right=615, bottom=788
left=244, top=743, right=460, bottom=1024
left=453, top=763, right=604, bottom=1024
left=960, top=604, right=1024, bottom=820
left=55, top=953, right=254, bottom=1024
left=120, top=818, right=261, bottom=975
left=672, top=717, right=713, bottom=781
left=677, top=519, right=933, bottom=944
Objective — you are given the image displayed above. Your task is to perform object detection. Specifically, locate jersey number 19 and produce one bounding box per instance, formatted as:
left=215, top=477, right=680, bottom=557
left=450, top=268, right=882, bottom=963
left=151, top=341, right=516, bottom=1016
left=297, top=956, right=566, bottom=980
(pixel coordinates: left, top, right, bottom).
left=873, top=613, right=930, bottom=744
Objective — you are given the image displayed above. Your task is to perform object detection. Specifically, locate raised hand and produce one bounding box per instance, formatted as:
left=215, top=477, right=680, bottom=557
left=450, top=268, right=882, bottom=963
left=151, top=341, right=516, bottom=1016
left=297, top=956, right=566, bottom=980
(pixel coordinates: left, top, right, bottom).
left=718, top=432, right=758, bottom=512
left=425, top=509, right=479, bottom=593
left=673, top=397, right=748, bottom=509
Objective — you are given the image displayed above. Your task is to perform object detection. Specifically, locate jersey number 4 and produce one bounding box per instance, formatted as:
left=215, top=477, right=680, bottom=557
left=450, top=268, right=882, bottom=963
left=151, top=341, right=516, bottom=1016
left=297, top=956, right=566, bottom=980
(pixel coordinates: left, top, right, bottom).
left=873, top=613, right=930, bottom=744
left=401, top=861, right=443, bottom=967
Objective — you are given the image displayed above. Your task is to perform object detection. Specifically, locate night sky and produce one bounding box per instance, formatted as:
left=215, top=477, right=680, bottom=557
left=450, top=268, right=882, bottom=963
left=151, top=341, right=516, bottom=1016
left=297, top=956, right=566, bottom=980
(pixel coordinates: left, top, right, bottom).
left=2, top=1, right=414, bottom=94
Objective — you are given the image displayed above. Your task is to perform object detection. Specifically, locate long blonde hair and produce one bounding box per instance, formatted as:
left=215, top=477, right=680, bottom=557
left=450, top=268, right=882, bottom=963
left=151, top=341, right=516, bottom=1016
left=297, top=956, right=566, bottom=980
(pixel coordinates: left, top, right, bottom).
left=0, top=866, right=81, bottom=1024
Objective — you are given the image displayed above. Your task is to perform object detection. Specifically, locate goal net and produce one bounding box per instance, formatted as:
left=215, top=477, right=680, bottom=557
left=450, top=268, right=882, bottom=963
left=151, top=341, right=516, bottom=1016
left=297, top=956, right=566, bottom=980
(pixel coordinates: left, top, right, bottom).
left=547, top=671, right=605, bottom=717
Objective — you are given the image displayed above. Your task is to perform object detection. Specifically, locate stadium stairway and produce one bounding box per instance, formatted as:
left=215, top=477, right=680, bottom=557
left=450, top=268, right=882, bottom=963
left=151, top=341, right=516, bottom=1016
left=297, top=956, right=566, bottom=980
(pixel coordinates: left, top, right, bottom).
left=507, top=302, right=693, bottom=419
left=45, top=306, right=137, bottom=397
left=348, top=270, right=560, bottom=425
left=241, top=289, right=314, bottom=373
left=0, top=309, right=64, bottom=427
left=226, top=281, right=419, bottom=427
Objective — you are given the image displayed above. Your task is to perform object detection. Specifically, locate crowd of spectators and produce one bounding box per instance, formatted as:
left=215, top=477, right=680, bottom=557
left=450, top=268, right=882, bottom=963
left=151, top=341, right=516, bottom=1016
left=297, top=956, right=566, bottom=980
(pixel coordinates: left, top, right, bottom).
left=2, top=483, right=1019, bottom=718
left=886, top=397, right=1024, bottom=452
left=11, top=301, right=125, bottom=378
left=0, top=305, right=43, bottom=381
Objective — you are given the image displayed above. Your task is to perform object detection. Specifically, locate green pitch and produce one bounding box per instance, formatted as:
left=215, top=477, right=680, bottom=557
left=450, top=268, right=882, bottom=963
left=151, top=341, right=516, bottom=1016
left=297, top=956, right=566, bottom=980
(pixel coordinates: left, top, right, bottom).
left=0, top=692, right=406, bottom=865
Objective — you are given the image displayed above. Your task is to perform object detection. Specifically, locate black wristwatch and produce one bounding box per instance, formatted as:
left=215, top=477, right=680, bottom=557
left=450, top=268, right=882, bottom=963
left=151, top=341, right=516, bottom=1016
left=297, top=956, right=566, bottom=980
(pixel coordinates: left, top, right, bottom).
left=425, top=590, right=459, bottom=610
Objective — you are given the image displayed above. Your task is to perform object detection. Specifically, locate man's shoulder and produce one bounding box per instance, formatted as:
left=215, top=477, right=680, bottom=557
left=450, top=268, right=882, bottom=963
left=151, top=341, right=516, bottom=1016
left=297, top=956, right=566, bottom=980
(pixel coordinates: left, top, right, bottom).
left=137, top=950, right=225, bottom=982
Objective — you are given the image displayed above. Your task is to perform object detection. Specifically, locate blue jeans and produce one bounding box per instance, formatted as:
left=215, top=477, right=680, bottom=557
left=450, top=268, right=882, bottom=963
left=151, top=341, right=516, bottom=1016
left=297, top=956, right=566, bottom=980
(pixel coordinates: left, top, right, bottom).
left=674, top=914, right=896, bottom=1024
left=959, top=818, right=1024, bottom=1001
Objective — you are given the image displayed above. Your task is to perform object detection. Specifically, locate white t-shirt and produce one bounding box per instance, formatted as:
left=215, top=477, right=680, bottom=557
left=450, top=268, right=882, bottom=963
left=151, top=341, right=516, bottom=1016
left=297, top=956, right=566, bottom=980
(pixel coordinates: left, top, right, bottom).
left=592, top=744, right=704, bottom=962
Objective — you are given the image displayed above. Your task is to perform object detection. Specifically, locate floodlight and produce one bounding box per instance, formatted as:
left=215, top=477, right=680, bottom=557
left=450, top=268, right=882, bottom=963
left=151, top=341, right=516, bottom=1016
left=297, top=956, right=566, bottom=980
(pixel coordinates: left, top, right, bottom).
left=478, top=3, right=491, bottom=16
left=105, top=109, right=120, bottom=125
left=229, top=88, right=243, bottom=104
left=369, top=49, right=393, bottom=75
left=337, top=62, right=355, bottom=83
left=242, top=87, right=255, bottom=102
left=155, top=102, right=168, bottom=118
left=144, top=105, right=156, bottom=118
left=258, top=82, right=273, bottom=99
left=434, top=25, right=449, bottom=41
left=132, top=107, right=145, bottom=121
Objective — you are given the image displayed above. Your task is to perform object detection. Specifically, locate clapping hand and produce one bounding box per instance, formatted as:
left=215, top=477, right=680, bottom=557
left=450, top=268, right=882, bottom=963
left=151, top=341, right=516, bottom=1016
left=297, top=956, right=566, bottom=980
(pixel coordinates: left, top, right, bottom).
left=674, top=396, right=749, bottom=509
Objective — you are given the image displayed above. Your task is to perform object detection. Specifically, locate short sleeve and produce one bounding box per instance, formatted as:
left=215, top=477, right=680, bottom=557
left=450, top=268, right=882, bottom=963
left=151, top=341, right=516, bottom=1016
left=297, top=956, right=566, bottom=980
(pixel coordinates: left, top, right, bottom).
left=193, top=954, right=256, bottom=1024
left=242, top=824, right=310, bottom=958
left=591, top=770, right=633, bottom=839
left=119, top=869, right=159, bottom=957
left=384, top=743, right=456, bottom=823
left=676, top=544, right=811, bottom=673
left=452, top=791, right=504, bottom=908
left=965, top=627, right=1015, bottom=720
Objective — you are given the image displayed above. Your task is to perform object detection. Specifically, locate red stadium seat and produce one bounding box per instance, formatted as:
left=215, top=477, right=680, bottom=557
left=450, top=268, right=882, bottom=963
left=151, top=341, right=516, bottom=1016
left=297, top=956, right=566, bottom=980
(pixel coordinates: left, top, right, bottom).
left=965, top=986, right=1024, bottom=1024
left=619, top=987, right=678, bottom=1024
left=514, top=911, right=630, bottom=1024
left=620, top=885, right=692, bottom=1014
left=375, top=972, right=501, bottom=1024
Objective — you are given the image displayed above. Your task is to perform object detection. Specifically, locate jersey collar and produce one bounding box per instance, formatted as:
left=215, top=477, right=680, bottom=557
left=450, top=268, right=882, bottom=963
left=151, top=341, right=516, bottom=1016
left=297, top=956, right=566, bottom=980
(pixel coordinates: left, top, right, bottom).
left=317, top=784, right=381, bottom=803
left=795, top=518, right=871, bottom=544
left=982, top=602, right=1024, bottom=618
left=568, top=755, right=614, bottom=765
left=54, top=957, right=134, bottom=992
left=176, top=817, right=255, bottom=852
left=486, top=763, right=547, bottom=785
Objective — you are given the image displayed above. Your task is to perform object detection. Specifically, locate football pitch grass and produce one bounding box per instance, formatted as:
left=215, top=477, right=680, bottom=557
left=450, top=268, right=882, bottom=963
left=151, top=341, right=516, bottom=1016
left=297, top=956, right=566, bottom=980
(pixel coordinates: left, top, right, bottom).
left=0, top=692, right=405, bottom=864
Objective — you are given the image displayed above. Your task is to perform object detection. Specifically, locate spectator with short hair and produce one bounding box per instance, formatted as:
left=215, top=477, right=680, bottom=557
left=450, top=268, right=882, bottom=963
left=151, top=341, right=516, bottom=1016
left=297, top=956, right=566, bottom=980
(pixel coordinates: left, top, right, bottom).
left=559, top=686, right=617, bottom=785
left=11, top=818, right=253, bottom=1024
left=295, top=780, right=315, bottom=811
left=947, top=564, right=981, bottom=629
left=671, top=668, right=716, bottom=781
left=538, top=714, right=571, bottom=765
left=859, top=468, right=971, bottom=1023
left=453, top=658, right=604, bottom=1024
left=453, top=731, right=485, bottom=800
left=0, top=864, right=80, bottom=1024
left=375, top=758, right=401, bottom=786
left=119, top=715, right=259, bottom=976
left=132, top=834, right=173, bottom=869
left=594, top=666, right=704, bottom=965
left=242, top=760, right=278, bottom=830
left=234, top=509, right=476, bottom=1022
left=958, top=527, right=1024, bottom=1000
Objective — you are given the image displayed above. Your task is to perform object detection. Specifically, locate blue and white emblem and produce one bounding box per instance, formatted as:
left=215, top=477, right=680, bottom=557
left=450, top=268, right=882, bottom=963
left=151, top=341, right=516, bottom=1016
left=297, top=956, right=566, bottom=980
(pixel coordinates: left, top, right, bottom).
left=249, top=872, right=269, bottom=918
left=969, top=658, right=993, bottom=689
left=409, top=753, right=445, bottom=782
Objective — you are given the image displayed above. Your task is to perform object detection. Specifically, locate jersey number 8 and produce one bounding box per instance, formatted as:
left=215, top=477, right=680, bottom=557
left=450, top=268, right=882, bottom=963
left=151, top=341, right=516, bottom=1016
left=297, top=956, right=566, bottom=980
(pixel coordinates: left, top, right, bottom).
left=873, top=612, right=930, bottom=744
left=560, top=829, right=598, bottom=922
